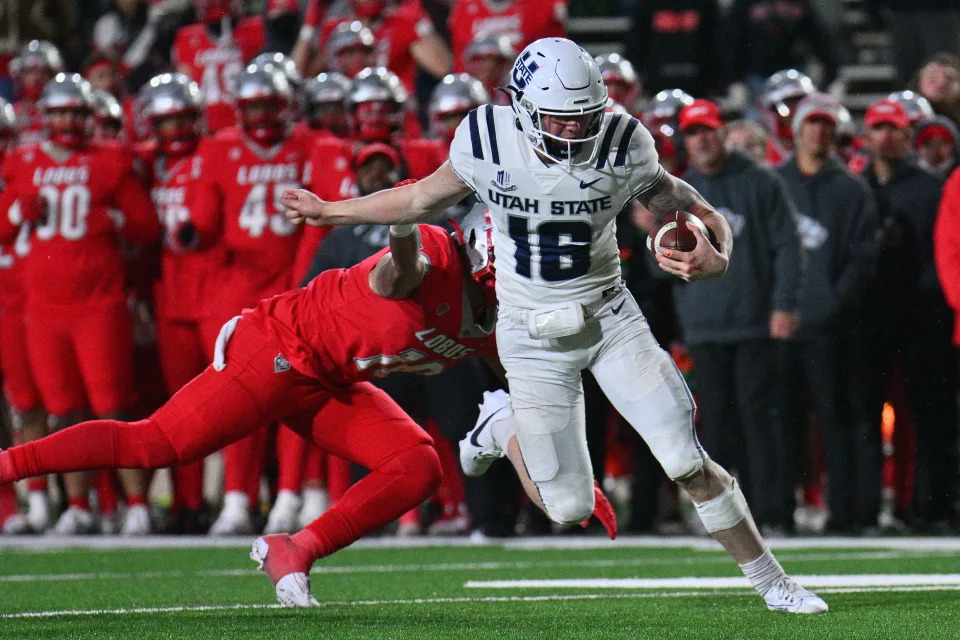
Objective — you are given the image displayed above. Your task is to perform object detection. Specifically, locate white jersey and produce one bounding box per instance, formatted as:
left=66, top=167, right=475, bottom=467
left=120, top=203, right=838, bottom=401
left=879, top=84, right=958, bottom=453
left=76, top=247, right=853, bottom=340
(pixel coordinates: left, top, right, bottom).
left=448, top=104, right=664, bottom=308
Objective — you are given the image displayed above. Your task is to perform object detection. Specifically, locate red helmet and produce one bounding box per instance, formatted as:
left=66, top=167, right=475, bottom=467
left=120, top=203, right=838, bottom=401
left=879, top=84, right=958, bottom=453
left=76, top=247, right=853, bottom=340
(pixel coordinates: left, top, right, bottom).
left=236, top=63, right=294, bottom=146
left=139, top=73, right=205, bottom=156
left=39, top=73, right=95, bottom=149
left=349, top=0, right=386, bottom=19
left=194, top=0, right=235, bottom=23
left=347, top=67, right=406, bottom=142
left=450, top=204, right=496, bottom=304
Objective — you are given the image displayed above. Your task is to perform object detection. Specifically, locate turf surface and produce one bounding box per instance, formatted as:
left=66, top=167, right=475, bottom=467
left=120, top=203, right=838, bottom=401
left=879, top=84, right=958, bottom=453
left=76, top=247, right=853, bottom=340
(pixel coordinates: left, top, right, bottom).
left=1, top=540, right=959, bottom=639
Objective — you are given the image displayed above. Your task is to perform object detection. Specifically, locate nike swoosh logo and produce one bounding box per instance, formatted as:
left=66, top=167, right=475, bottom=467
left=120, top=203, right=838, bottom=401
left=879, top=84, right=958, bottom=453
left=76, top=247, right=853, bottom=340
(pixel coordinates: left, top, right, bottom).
left=579, top=178, right=602, bottom=189
left=611, top=301, right=625, bottom=315
left=470, top=407, right=505, bottom=447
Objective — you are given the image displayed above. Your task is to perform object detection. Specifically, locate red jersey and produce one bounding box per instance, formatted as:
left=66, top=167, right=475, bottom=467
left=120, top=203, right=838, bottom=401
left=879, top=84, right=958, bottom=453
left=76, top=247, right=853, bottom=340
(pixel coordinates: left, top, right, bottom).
left=192, top=127, right=314, bottom=311
left=13, top=101, right=44, bottom=147
left=0, top=208, right=31, bottom=312
left=172, top=18, right=266, bottom=132
left=253, top=224, right=496, bottom=385
left=449, top=0, right=567, bottom=72
left=315, top=0, right=435, bottom=90
left=139, top=144, right=224, bottom=322
left=0, top=141, right=159, bottom=310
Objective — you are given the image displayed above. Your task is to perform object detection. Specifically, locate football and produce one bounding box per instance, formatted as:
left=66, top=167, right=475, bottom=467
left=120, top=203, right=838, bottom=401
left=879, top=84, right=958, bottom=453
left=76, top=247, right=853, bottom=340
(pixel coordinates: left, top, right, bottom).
left=646, top=211, right=712, bottom=256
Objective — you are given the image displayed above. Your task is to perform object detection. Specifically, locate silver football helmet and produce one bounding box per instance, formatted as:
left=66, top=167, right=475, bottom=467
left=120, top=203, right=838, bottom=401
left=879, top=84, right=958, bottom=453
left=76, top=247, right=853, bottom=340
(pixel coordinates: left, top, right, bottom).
left=39, top=73, right=95, bottom=111
left=642, top=89, right=694, bottom=136
left=887, top=90, right=935, bottom=125
left=0, top=98, right=15, bottom=133
left=91, top=89, right=123, bottom=123
left=11, top=40, right=65, bottom=77
left=303, top=72, right=351, bottom=107
left=251, top=52, right=303, bottom=89
left=348, top=67, right=407, bottom=106
left=325, top=20, right=376, bottom=75
left=428, top=73, right=489, bottom=141
left=236, top=63, right=293, bottom=145
left=594, top=53, right=639, bottom=108
left=138, top=73, right=204, bottom=154
left=761, top=69, right=816, bottom=115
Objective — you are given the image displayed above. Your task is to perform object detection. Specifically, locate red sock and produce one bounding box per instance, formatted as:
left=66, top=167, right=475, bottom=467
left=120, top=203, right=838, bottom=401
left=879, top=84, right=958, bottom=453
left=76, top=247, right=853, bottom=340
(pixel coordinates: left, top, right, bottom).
left=291, top=443, right=440, bottom=560
left=95, top=470, right=119, bottom=514
left=425, top=421, right=465, bottom=513
left=0, top=483, right=19, bottom=520
left=223, top=427, right=268, bottom=508
left=126, top=494, right=147, bottom=507
left=326, top=455, right=352, bottom=505
left=304, top=446, right=324, bottom=483
left=26, top=477, right=47, bottom=493
left=276, top=424, right=307, bottom=494
left=68, top=496, right=90, bottom=511
left=174, top=460, right=205, bottom=511
left=5, top=418, right=178, bottom=480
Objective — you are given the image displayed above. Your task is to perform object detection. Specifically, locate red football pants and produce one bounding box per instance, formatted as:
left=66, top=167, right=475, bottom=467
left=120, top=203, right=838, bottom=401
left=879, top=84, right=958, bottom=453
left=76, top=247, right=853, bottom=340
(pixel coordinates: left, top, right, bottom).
left=5, top=316, right=442, bottom=557
left=24, top=300, right=135, bottom=416
left=0, top=307, right=42, bottom=412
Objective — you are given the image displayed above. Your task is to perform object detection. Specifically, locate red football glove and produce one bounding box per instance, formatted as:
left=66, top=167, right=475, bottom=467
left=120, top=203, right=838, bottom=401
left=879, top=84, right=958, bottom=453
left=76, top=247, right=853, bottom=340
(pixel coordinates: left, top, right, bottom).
left=581, top=479, right=618, bottom=540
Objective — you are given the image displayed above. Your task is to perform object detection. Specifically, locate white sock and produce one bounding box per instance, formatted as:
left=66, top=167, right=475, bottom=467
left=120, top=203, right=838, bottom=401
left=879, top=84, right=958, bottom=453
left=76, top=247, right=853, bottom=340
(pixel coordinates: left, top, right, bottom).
left=490, top=414, right=517, bottom=451
left=222, top=490, right=248, bottom=515
left=739, top=547, right=786, bottom=595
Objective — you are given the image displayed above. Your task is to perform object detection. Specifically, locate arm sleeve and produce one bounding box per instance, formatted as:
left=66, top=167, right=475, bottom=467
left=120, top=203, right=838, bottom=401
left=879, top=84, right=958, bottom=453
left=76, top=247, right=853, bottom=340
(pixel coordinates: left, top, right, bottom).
left=187, top=146, right=224, bottom=246
left=112, top=164, right=160, bottom=244
left=766, top=173, right=803, bottom=311
left=834, top=181, right=879, bottom=310
left=935, top=170, right=960, bottom=312
left=447, top=113, right=480, bottom=194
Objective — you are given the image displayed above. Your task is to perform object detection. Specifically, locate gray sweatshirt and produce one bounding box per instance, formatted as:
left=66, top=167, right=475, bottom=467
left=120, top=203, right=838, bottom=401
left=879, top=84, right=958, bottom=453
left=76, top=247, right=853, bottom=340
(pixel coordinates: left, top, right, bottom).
left=676, top=151, right=803, bottom=344
left=777, top=156, right=879, bottom=336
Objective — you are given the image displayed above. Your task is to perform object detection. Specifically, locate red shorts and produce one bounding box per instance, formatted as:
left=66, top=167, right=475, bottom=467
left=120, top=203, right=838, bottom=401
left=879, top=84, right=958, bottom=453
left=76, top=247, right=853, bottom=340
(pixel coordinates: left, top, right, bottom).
left=152, top=315, right=431, bottom=469
left=25, top=300, right=136, bottom=416
left=0, top=308, right=42, bottom=412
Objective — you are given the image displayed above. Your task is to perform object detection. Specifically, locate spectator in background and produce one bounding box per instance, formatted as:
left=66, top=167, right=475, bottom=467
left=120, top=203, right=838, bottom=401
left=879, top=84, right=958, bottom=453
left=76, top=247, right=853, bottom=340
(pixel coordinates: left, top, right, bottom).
left=856, top=98, right=958, bottom=532
left=724, top=119, right=770, bottom=165
left=914, top=116, right=959, bottom=177
left=448, top=0, right=566, bottom=74
left=724, top=0, right=837, bottom=97
left=91, top=0, right=170, bottom=90
left=914, top=54, right=960, bottom=126
left=624, top=0, right=719, bottom=97
left=776, top=93, right=879, bottom=534
left=674, top=99, right=802, bottom=535
left=263, top=0, right=302, bottom=54
left=872, top=1, right=960, bottom=86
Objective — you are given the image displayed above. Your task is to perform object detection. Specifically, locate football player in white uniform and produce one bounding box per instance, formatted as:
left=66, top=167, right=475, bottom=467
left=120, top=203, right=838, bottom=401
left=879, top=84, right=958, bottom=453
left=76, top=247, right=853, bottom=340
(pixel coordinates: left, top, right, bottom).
left=282, top=38, right=827, bottom=615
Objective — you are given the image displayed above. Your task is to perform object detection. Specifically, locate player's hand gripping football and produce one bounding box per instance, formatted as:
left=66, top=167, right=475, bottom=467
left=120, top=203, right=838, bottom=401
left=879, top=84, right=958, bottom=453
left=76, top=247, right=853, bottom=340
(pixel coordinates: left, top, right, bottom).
left=654, top=221, right=728, bottom=283
left=281, top=189, right=333, bottom=227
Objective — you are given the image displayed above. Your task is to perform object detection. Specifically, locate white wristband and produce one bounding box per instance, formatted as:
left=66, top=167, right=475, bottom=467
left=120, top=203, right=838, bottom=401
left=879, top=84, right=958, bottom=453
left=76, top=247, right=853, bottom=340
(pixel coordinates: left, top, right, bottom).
left=390, top=223, right=417, bottom=238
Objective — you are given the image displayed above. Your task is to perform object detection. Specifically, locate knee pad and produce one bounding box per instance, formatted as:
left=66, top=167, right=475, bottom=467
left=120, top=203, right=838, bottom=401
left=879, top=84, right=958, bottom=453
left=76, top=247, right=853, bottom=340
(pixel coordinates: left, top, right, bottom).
left=693, top=479, right=748, bottom=533
left=536, top=473, right=596, bottom=525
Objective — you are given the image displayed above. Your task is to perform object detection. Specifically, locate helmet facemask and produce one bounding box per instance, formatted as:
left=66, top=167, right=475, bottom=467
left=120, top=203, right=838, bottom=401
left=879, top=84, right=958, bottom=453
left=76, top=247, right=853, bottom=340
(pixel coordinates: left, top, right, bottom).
left=513, top=92, right=606, bottom=165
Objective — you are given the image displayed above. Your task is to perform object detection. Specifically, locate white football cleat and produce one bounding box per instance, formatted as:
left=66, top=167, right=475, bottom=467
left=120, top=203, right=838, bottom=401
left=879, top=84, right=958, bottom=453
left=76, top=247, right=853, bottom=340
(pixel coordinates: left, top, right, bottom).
left=763, top=576, right=829, bottom=614
left=265, top=490, right=301, bottom=535
left=120, top=504, right=152, bottom=536
left=1, top=512, right=30, bottom=534
left=99, top=510, right=119, bottom=535
left=298, top=488, right=328, bottom=529
left=26, top=490, right=50, bottom=533
left=209, top=507, right=252, bottom=536
left=459, top=390, right=511, bottom=477
left=251, top=534, right=319, bottom=607
left=50, top=507, right=95, bottom=536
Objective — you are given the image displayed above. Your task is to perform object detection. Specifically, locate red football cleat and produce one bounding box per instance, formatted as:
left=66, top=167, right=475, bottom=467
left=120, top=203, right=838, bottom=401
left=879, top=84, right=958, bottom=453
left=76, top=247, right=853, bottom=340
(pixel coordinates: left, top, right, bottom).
left=250, top=534, right=319, bottom=607
left=581, top=480, right=618, bottom=540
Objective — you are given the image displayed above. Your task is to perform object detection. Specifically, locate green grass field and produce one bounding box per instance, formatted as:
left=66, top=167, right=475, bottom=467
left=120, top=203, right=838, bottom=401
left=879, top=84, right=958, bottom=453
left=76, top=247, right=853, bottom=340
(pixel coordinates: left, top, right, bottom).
left=1, top=537, right=959, bottom=639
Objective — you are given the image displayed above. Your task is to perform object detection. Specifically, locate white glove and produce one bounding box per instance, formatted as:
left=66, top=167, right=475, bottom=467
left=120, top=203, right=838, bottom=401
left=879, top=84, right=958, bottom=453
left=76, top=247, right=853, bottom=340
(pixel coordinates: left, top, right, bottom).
left=213, top=316, right=241, bottom=372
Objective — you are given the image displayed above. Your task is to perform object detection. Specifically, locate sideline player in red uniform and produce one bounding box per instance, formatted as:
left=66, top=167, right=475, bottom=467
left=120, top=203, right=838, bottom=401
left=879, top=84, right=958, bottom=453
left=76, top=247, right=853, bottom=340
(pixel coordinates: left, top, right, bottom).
left=10, top=40, right=64, bottom=147
left=0, top=74, right=160, bottom=534
left=136, top=72, right=225, bottom=531
left=173, top=0, right=266, bottom=132
left=449, top=0, right=566, bottom=73
left=191, top=62, right=317, bottom=534
left=0, top=98, right=35, bottom=534
left=296, top=0, right=451, bottom=90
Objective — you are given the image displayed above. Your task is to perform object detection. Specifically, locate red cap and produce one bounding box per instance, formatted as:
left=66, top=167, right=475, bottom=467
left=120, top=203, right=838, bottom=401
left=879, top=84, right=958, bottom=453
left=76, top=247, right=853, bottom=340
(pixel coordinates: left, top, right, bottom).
left=915, top=124, right=954, bottom=147
left=679, top=99, right=724, bottom=132
left=355, top=142, right=400, bottom=167
left=865, top=99, right=910, bottom=129
left=267, top=0, right=299, bottom=14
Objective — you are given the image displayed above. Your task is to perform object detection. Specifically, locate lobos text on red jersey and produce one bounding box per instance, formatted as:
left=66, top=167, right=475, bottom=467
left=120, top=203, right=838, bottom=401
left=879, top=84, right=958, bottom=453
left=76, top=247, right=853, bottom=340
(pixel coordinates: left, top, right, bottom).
left=449, top=0, right=567, bottom=72
left=252, top=224, right=497, bottom=385
left=0, top=140, right=159, bottom=307
left=172, top=18, right=266, bottom=131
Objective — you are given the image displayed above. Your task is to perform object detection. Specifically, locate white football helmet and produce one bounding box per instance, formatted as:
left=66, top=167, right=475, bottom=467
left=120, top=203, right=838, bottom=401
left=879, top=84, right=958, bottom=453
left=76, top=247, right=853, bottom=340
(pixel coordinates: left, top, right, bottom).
left=507, top=38, right=608, bottom=165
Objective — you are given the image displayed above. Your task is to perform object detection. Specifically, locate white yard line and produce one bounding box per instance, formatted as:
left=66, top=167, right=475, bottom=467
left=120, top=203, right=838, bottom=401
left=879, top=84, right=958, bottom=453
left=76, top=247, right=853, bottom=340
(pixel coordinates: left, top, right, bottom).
left=4, top=535, right=960, bottom=551
left=465, top=574, right=960, bottom=589
left=0, top=550, right=949, bottom=583
left=3, top=584, right=960, bottom=619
